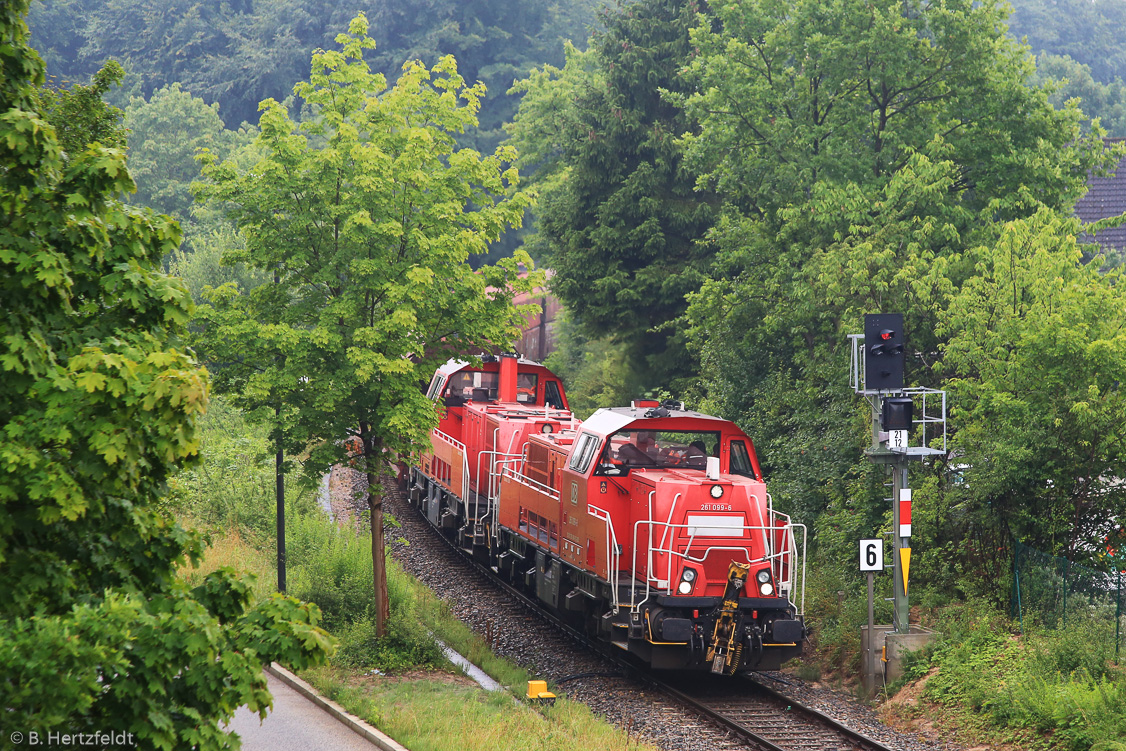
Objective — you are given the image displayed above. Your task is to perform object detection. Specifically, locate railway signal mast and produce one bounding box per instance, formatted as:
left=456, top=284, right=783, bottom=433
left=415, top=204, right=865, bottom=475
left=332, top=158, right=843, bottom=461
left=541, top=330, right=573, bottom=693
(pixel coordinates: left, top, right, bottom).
left=850, top=314, right=946, bottom=634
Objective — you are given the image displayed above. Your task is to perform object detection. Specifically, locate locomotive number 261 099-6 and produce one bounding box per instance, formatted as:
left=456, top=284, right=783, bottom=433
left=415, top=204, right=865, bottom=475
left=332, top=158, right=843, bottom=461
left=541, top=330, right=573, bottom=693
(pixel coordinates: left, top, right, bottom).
left=699, top=503, right=734, bottom=511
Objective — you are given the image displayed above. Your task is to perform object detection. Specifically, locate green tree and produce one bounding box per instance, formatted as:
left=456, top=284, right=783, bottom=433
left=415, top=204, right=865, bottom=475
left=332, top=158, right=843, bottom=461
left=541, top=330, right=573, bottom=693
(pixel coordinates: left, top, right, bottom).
left=679, top=0, right=1117, bottom=528
left=36, top=59, right=127, bottom=158
left=78, top=0, right=237, bottom=103
left=543, top=313, right=643, bottom=419
left=0, top=1, right=332, bottom=746
left=1032, top=52, right=1126, bottom=137
left=31, top=0, right=602, bottom=149
left=1007, top=0, right=1126, bottom=84
left=193, top=13, right=538, bottom=636
left=125, top=83, right=247, bottom=219
left=938, top=209, right=1126, bottom=560
left=509, top=0, right=716, bottom=390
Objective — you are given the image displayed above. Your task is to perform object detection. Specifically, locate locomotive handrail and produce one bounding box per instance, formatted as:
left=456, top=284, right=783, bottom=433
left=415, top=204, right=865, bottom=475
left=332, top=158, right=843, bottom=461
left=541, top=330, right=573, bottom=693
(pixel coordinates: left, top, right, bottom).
left=488, top=455, right=524, bottom=538
left=628, top=514, right=806, bottom=615
left=587, top=503, right=621, bottom=613
left=432, top=428, right=466, bottom=451
left=480, top=425, right=528, bottom=536
left=477, top=450, right=521, bottom=528
left=635, top=491, right=682, bottom=611
left=432, top=428, right=470, bottom=505
left=499, top=465, right=561, bottom=500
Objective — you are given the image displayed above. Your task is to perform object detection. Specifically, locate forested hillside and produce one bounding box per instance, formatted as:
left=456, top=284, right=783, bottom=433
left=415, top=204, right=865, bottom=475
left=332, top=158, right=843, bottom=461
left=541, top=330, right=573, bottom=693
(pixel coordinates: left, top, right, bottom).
left=1010, top=0, right=1126, bottom=136
left=29, top=0, right=600, bottom=149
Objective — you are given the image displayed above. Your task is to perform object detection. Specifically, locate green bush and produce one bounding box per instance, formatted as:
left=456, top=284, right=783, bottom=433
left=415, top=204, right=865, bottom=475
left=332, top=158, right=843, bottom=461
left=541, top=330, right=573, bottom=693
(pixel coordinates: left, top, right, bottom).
left=1008, top=673, right=1126, bottom=751
left=907, top=607, right=1126, bottom=751
left=286, top=510, right=443, bottom=671
left=287, top=512, right=375, bottom=630
left=1026, top=616, right=1118, bottom=682
left=166, top=396, right=317, bottom=541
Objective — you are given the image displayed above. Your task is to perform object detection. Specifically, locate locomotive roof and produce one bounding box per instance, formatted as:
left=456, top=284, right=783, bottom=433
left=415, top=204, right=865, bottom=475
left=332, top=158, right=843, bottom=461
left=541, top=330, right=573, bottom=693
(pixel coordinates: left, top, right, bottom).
left=435, top=355, right=548, bottom=377
left=582, top=406, right=735, bottom=436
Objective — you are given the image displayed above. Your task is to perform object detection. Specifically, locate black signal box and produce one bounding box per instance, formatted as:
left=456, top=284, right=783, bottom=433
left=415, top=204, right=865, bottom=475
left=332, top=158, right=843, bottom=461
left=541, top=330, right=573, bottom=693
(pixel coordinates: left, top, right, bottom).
left=882, top=397, right=914, bottom=431
left=865, top=313, right=905, bottom=392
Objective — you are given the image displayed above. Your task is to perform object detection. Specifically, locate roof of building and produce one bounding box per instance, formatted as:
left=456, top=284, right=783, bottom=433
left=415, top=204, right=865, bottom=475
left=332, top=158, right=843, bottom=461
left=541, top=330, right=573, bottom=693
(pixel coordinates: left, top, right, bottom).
left=1075, top=138, right=1126, bottom=251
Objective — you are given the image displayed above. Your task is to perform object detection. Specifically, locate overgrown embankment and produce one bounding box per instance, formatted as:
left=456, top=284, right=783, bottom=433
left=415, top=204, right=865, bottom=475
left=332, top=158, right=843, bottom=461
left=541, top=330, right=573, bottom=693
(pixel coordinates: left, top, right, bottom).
left=173, top=396, right=655, bottom=751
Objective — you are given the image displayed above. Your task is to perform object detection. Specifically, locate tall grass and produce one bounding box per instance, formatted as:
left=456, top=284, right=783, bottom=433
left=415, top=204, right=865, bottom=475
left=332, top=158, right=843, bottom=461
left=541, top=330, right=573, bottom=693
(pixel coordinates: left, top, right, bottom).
left=286, top=510, right=443, bottom=671
left=166, top=395, right=319, bottom=543
left=180, top=524, right=275, bottom=589
left=304, top=675, right=659, bottom=751
left=914, top=610, right=1126, bottom=750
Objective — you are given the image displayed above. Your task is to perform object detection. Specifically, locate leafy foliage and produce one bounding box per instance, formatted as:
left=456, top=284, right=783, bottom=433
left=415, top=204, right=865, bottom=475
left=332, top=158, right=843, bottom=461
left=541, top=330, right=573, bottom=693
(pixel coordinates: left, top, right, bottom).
left=125, top=83, right=249, bottom=219
left=938, top=210, right=1126, bottom=558
left=1032, top=53, right=1126, bottom=138
left=193, top=14, right=540, bottom=636
left=1007, top=0, right=1126, bottom=85
left=679, top=0, right=1118, bottom=537
left=167, top=395, right=315, bottom=538
left=0, top=2, right=332, bottom=744
left=916, top=611, right=1126, bottom=751
left=543, top=312, right=644, bottom=419
left=36, top=59, right=127, bottom=158
left=168, top=217, right=272, bottom=303
left=30, top=0, right=600, bottom=152
left=509, top=0, right=715, bottom=388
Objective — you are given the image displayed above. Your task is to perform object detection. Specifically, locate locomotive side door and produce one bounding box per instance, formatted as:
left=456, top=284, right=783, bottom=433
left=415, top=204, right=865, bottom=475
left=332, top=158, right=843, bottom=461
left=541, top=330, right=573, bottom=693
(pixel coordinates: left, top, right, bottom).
left=559, top=432, right=600, bottom=575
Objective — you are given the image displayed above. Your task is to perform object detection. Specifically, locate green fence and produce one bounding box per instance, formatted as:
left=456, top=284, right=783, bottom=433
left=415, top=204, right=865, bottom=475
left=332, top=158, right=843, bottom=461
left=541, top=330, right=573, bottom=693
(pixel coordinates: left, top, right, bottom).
left=1011, top=540, right=1123, bottom=664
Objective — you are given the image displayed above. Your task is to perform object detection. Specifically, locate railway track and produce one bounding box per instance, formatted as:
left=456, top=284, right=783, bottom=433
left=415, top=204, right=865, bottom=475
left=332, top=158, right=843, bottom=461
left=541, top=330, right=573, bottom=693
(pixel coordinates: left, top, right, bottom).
left=392, top=484, right=898, bottom=751
left=654, top=674, right=893, bottom=751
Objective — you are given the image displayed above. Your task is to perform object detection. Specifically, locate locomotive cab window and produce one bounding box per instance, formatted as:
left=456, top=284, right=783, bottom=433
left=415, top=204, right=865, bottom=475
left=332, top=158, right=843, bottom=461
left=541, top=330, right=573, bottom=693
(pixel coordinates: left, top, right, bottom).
left=569, top=433, right=601, bottom=473
left=544, top=381, right=565, bottom=409
left=600, top=430, right=721, bottom=471
left=730, top=440, right=756, bottom=478
left=445, top=371, right=499, bottom=402
left=516, top=373, right=539, bottom=403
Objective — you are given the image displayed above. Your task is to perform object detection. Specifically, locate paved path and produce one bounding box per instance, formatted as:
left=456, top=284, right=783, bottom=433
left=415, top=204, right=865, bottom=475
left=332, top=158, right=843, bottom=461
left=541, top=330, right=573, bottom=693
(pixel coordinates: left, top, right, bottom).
left=227, top=672, right=383, bottom=751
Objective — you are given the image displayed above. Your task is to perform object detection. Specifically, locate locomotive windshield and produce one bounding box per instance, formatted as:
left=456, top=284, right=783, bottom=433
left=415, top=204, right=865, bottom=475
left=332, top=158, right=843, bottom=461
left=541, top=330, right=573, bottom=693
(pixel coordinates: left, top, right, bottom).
left=445, top=371, right=499, bottom=402
left=596, top=429, right=721, bottom=472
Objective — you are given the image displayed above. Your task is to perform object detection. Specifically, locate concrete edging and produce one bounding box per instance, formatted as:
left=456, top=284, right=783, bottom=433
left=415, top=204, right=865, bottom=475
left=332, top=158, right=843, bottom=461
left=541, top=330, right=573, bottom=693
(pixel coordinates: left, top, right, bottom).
left=265, top=663, right=410, bottom=751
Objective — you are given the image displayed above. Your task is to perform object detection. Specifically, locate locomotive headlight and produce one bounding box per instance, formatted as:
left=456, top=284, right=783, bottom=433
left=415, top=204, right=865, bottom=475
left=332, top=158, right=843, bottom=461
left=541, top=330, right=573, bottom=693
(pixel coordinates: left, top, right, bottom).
left=541, top=424, right=554, bottom=434
left=756, top=569, right=774, bottom=596
left=709, top=485, right=724, bottom=499
left=677, top=567, right=698, bottom=595
left=756, top=569, right=772, bottom=584
left=759, top=582, right=774, bottom=596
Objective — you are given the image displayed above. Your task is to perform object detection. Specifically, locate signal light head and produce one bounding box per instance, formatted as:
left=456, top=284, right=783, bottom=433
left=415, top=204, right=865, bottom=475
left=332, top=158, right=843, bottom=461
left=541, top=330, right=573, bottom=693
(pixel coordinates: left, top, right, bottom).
left=865, top=313, right=906, bottom=391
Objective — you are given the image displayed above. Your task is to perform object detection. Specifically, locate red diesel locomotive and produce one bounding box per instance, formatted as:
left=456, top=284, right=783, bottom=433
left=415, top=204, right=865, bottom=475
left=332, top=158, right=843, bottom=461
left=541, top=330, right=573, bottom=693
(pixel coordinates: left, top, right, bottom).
left=408, top=354, right=807, bottom=674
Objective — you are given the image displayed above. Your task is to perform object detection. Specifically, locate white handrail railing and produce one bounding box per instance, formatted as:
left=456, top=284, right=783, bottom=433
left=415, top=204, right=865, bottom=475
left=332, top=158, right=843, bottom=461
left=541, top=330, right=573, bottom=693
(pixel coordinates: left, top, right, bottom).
left=626, top=510, right=807, bottom=616
left=432, top=428, right=470, bottom=501
left=587, top=504, right=621, bottom=613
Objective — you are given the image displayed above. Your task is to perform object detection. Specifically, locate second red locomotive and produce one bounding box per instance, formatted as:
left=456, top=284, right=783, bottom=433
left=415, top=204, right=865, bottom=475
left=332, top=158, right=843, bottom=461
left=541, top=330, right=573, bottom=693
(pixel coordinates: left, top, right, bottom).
left=409, top=353, right=807, bottom=674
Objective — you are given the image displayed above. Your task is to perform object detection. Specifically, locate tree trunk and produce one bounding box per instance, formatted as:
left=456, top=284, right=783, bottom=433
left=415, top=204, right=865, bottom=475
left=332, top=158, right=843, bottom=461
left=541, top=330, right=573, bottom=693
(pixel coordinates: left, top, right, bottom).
left=360, top=421, right=390, bottom=637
